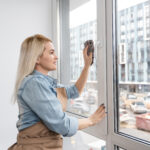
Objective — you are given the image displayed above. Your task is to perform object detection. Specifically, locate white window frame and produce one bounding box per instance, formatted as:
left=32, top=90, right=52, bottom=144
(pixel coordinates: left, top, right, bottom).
left=50, top=0, right=150, bottom=149
left=48, top=0, right=60, bottom=79
left=106, top=0, right=150, bottom=149
left=58, top=0, right=107, bottom=140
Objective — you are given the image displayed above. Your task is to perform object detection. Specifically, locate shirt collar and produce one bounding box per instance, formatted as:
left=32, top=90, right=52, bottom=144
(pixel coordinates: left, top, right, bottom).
left=32, top=70, right=58, bottom=86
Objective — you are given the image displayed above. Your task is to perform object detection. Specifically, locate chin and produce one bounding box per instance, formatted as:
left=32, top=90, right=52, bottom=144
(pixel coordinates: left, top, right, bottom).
left=47, top=64, right=57, bottom=71
left=49, top=67, right=57, bottom=71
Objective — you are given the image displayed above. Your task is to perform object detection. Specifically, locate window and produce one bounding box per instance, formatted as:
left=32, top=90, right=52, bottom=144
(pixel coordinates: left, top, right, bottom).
left=69, top=0, right=98, bottom=115
left=137, top=30, right=143, bottom=37
left=138, top=9, right=143, bottom=17
left=145, top=5, right=150, bottom=17
left=59, top=0, right=107, bottom=143
left=144, top=5, right=150, bottom=40
left=119, top=43, right=126, bottom=64
left=106, top=0, right=150, bottom=149
left=121, top=25, right=125, bottom=32
left=117, top=0, right=150, bottom=139
left=138, top=20, right=143, bottom=28
left=58, top=0, right=150, bottom=149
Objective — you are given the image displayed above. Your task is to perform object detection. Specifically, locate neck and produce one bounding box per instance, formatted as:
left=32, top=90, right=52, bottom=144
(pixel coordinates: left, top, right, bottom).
left=35, top=66, right=48, bottom=75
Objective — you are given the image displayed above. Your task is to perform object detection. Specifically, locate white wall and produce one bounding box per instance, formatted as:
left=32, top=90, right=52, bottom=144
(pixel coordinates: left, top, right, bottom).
left=0, top=0, right=53, bottom=149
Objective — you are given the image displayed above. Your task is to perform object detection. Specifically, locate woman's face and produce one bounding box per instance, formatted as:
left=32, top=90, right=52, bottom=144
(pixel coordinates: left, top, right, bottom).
left=36, top=42, right=58, bottom=73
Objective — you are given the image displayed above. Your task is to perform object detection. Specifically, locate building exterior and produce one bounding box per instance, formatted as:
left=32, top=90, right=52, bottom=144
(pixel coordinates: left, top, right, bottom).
left=118, top=1, right=150, bottom=82
left=69, top=1, right=150, bottom=93
left=118, top=1, right=150, bottom=92
left=70, top=20, right=97, bottom=81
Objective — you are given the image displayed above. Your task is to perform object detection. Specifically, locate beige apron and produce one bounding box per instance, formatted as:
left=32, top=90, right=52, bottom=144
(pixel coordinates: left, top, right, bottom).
left=8, top=88, right=68, bottom=150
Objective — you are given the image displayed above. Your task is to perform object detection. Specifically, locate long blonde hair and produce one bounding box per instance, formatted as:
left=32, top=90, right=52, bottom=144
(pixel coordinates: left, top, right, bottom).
left=12, top=34, right=52, bottom=104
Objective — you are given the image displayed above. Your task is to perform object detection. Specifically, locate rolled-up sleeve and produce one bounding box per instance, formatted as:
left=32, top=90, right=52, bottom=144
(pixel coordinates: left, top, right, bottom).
left=21, top=77, right=78, bottom=137
left=56, top=83, right=79, bottom=99
left=64, top=85, right=79, bottom=99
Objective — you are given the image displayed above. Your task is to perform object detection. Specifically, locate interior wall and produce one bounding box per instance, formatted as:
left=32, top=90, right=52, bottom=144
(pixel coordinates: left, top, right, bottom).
left=0, top=0, right=53, bottom=149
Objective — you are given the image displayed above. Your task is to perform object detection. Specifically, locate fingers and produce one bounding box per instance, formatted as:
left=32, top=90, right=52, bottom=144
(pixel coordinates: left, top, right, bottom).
left=96, top=104, right=105, bottom=113
left=89, top=51, right=92, bottom=58
left=98, top=109, right=106, bottom=121
left=100, top=108, right=106, bottom=116
left=83, top=45, right=88, bottom=55
left=98, top=107, right=105, bottom=115
left=84, top=48, right=92, bottom=58
left=83, top=45, right=93, bottom=67
left=94, top=108, right=106, bottom=124
left=99, top=110, right=106, bottom=120
left=83, top=46, right=92, bottom=57
left=96, top=105, right=106, bottom=119
left=89, top=105, right=106, bottom=125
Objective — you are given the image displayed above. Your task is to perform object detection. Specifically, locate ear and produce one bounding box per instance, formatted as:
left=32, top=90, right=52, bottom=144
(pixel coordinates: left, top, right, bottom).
left=36, top=57, right=40, bottom=64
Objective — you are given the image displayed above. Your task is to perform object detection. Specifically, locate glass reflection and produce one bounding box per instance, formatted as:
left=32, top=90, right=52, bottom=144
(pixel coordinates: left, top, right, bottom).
left=117, top=0, right=150, bottom=142
left=68, top=0, right=97, bottom=116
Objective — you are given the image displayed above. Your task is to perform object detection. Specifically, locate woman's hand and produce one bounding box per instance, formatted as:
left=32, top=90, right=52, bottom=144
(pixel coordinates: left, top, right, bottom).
left=88, top=104, right=106, bottom=126
left=83, top=45, right=93, bottom=68
left=78, top=104, right=106, bottom=130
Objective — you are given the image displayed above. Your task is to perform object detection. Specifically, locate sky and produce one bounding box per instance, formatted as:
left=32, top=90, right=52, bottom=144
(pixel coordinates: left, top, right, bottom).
left=118, top=0, right=148, bottom=10
left=70, top=0, right=148, bottom=28
left=70, top=0, right=96, bottom=28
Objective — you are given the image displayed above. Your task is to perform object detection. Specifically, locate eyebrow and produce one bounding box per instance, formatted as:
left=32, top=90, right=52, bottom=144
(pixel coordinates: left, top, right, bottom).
left=49, top=49, right=55, bottom=52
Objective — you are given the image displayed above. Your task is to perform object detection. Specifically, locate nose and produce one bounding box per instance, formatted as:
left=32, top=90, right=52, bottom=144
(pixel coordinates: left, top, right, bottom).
left=55, top=54, right=58, bottom=60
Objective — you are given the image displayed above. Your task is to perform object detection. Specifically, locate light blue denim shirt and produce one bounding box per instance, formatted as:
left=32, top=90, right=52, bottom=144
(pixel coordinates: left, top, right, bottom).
left=16, top=70, right=79, bottom=137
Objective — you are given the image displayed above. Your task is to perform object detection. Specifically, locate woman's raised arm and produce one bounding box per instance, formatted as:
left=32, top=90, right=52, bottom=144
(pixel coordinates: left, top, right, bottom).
left=75, top=45, right=93, bottom=95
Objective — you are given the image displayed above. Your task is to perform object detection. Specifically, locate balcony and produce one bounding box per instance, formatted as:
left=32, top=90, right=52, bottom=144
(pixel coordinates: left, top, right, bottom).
left=128, top=58, right=133, bottom=62
left=128, top=48, right=133, bottom=52
left=121, top=22, right=125, bottom=25
left=147, top=58, right=150, bottom=62
left=140, top=48, right=144, bottom=51
left=121, top=78, right=125, bottom=82
left=137, top=69, right=143, bottom=73
left=147, top=69, right=150, bottom=74
left=137, top=27, right=143, bottom=31
left=130, top=38, right=134, bottom=42
left=147, top=34, right=150, bottom=38
left=147, top=48, right=150, bottom=52
left=131, top=19, right=134, bottom=23
left=140, top=57, right=144, bottom=61
left=138, top=78, right=143, bottom=82
left=130, top=70, right=134, bottom=74
left=137, top=16, right=142, bottom=20
left=121, top=39, right=125, bottom=43
left=121, top=31, right=125, bottom=35
left=137, top=36, right=143, bottom=41
left=121, top=70, right=125, bottom=74
left=140, top=58, right=145, bottom=62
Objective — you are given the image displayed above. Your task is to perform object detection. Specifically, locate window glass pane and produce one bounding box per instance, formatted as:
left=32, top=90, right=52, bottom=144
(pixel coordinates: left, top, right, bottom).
left=68, top=0, right=98, bottom=116
left=117, top=0, right=150, bottom=142
left=63, top=131, right=106, bottom=150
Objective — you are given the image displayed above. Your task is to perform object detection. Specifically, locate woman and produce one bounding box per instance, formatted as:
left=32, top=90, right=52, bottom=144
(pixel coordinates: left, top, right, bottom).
left=8, top=34, right=106, bottom=150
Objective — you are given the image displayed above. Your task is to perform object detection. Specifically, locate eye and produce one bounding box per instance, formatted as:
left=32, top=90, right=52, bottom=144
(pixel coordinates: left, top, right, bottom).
left=50, top=51, right=54, bottom=54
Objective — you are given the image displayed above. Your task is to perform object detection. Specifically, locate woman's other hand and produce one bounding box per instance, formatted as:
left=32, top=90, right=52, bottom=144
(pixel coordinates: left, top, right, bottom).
left=78, top=104, right=106, bottom=130
left=88, top=104, right=106, bottom=126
